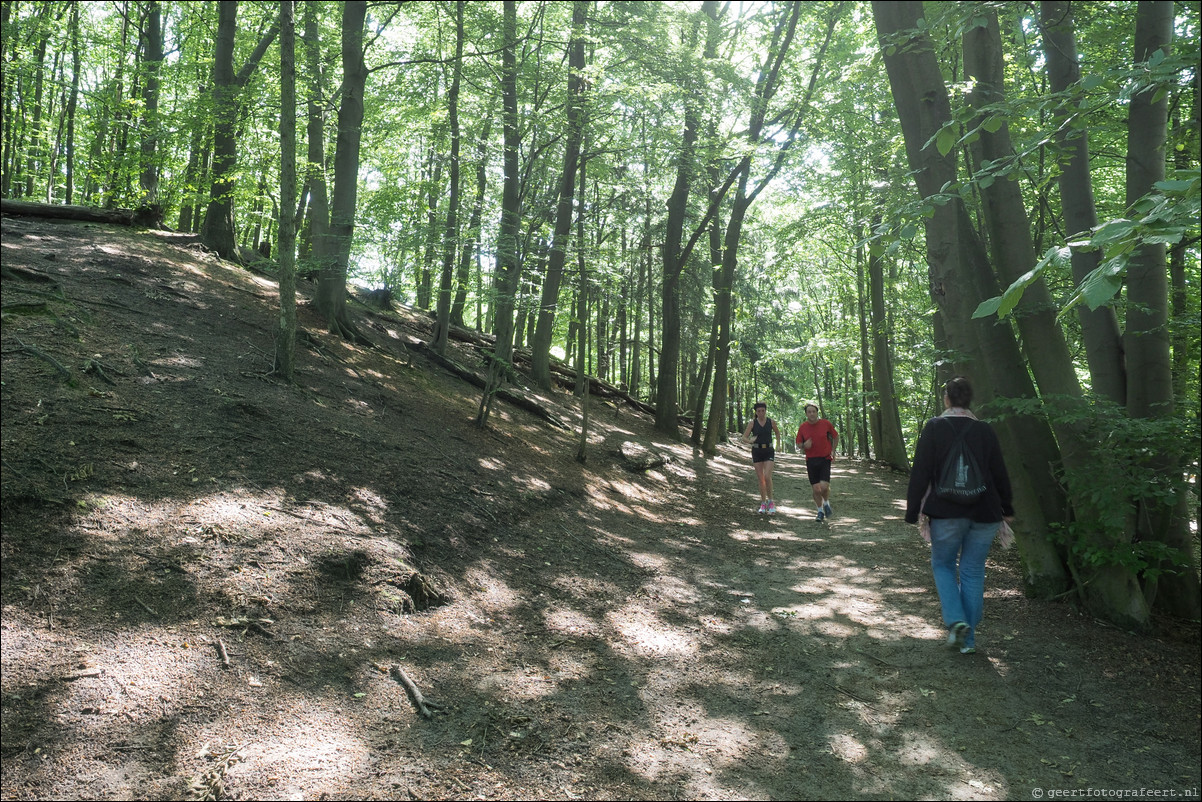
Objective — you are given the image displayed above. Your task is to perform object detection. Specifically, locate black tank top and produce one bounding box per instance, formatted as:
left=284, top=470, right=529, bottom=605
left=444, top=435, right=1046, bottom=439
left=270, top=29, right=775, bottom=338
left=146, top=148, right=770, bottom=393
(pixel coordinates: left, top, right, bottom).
left=752, top=418, right=773, bottom=447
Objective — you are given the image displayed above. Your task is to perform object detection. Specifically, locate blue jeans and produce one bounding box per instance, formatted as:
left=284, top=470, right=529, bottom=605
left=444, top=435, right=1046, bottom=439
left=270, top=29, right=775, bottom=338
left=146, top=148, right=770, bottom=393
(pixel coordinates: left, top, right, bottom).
left=929, top=518, right=998, bottom=648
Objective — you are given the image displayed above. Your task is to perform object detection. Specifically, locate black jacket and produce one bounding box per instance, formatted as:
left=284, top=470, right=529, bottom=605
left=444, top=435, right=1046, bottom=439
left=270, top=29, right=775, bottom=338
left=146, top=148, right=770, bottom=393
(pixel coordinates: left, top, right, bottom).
left=905, top=415, right=1014, bottom=524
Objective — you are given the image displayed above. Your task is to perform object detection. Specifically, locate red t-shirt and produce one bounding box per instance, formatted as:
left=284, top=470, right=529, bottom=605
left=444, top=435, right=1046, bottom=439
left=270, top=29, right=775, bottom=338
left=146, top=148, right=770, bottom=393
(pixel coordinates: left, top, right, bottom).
left=796, top=419, right=837, bottom=459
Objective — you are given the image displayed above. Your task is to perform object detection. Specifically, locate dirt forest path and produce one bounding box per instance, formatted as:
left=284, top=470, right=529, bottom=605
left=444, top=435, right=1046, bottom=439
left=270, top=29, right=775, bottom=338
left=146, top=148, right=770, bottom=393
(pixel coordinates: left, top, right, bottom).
left=0, top=215, right=1196, bottom=801
left=489, top=448, right=1201, bottom=800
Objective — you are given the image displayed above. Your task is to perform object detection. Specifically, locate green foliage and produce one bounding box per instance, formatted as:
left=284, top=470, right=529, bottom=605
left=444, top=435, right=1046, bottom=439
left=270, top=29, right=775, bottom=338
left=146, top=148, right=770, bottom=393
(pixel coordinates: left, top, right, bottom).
left=989, top=393, right=1199, bottom=582
left=1, top=0, right=1197, bottom=479
left=974, top=170, right=1201, bottom=320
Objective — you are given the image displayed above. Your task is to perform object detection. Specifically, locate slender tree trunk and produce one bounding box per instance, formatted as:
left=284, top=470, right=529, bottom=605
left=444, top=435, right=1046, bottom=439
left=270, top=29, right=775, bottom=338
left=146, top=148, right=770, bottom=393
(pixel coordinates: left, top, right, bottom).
left=1041, top=0, right=1127, bottom=405
left=433, top=0, right=465, bottom=355
left=618, top=262, right=630, bottom=391
left=417, top=135, right=441, bottom=310
left=531, top=0, right=588, bottom=389
left=631, top=201, right=650, bottom=400
left=453, top=106, right=492, bottom=327
left=576, top=151, right=591, bottom=462
left=303, top=0, right=332, bottom=299
left=0, top=0, right=12, bottom=198
left=868, top=220, right=909, bottom=470
left=64, top=2, right=80, bottom=205
left=192, top=136, right=212, bottom=232
left=24, top=6, right=51, bottom=200
left=655, top=2, right=714, bottom=437
left=276, top=0, right=298, bottom=380
left=703, top=192, right=745, bottom=455
left=1123, top=0, right=1198, bottom=621
left=177, top=98, right=204, bottom=231
left=1125, top=1, right=1174, bottom=424
left=477, top=0, right=521, bottom=427
left=1170, top=71, right=1198, bottom=411
left=856, top=221, right=877, bottom=457
left=691, top=207, right=723, bottom=445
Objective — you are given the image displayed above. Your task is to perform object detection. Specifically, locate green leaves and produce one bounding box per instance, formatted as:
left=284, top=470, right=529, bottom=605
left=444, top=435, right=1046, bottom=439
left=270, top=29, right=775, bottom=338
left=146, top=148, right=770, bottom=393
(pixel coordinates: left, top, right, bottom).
left=972, top=246, right=1069, bottom=320
left=974, top=169, right=1201, bottom=320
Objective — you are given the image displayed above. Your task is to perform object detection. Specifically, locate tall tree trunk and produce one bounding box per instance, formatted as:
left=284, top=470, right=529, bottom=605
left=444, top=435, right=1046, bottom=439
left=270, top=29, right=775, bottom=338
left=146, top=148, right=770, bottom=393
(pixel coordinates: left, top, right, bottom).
left=856, top=220, right=877, bottom=457
left=965, top=8, right=1151, bottom=626
left=1041, top=0, right=1127, bottom=405
left=23, top=4, right=51, bottom=200
left=1170, top=70, right=1198, bottom=411
left=1168, top=73, right=1199, bottom=594
left=453, top=105, right=492, bottom=328
left=200, top=4, right=239, bottom=258
left=276, top=0, right=299, bottom=381
left=177, top=96, right=205, bottom=232
left=315, top=0, right=368, bottom=342
left=0, top=0, right=12, bottom=198
left=631, top=198, right=650, bottom=400
left=138, top=0, right=163, bottom=216
left=868, top=219, right=909, bottom=470
left=201, top=5, right=279, bottom=261
left=575, top=150, right=591, bottom=461
left=433, top=0, right=465, bottom=355
left=303, top=0, right=332, bottom=299
left=417, top=135, right=441, bottom=310
left=1123, top=0, right=1198, bottom=620
left=531, top=0, right=588, bottom=389
left=64, top=2, right=80, bottom=205
left=873, top=0, right=1069, bottom=599
left=477, top=0, right=521, bottom=427
left=655, top=2, right=715, bottom=437
left=690, top=205, right=723, bottom=445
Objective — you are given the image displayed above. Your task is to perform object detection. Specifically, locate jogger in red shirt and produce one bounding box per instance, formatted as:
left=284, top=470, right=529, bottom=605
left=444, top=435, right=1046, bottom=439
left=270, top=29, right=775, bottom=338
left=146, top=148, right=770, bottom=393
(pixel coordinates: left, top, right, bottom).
left=796, top=403, right=838, bottom=521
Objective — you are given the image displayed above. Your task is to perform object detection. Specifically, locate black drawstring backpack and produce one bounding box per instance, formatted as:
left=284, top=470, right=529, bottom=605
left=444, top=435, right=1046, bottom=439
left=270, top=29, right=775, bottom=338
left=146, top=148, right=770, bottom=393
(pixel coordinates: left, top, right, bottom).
left=934, top=419, right=987, bottom=503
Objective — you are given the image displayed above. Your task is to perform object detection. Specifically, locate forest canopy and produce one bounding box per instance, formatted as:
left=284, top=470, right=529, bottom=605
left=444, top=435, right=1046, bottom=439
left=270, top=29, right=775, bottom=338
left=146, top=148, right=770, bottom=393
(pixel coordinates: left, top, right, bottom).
left=1, top=0, right=1198, bottom=630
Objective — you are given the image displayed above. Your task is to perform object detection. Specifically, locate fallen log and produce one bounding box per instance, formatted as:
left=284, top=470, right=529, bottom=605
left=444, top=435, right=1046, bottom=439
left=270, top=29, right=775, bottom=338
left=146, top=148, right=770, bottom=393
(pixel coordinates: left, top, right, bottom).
left=1, top=198, right=161, bottom=227
left=412, top=339, right=571, bottom=430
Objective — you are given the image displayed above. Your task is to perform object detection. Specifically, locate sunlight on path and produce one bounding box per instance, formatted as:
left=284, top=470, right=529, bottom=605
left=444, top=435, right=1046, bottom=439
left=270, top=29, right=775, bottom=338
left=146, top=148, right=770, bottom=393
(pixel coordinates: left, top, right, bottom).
left=566, top=449, right=1019, bottom=799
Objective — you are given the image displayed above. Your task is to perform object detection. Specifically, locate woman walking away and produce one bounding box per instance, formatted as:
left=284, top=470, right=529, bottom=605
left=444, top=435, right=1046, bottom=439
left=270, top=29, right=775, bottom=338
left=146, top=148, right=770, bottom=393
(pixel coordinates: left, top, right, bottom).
left=905, top=376, right=1014, bottom=654
left=741, top=402, right=782, bottom=513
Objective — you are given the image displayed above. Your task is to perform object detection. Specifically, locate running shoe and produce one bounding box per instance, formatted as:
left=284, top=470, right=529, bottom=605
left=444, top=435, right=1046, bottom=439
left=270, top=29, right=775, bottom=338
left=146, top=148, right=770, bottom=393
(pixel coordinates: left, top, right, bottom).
left=816, top=509, right=825, bottom=522
left=767, top=501, right=777, bottom=514
left=823, top=501, right=832, bottom=517
left=758, top=501, right=768, bottom=513
left=960, top=646, right=976, bottom=655
left=947, top=622, right=969, bottom=649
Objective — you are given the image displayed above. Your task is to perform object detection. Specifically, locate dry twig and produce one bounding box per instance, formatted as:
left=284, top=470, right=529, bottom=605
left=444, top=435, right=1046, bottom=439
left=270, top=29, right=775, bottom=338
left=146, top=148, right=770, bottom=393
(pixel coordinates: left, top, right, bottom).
left=376, top=662, right=445, bottom=719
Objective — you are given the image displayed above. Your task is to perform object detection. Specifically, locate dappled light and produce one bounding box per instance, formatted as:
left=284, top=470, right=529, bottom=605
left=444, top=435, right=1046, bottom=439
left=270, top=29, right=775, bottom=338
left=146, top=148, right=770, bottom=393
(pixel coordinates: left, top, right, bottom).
left=3, top=213, right=1197, bottom=800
